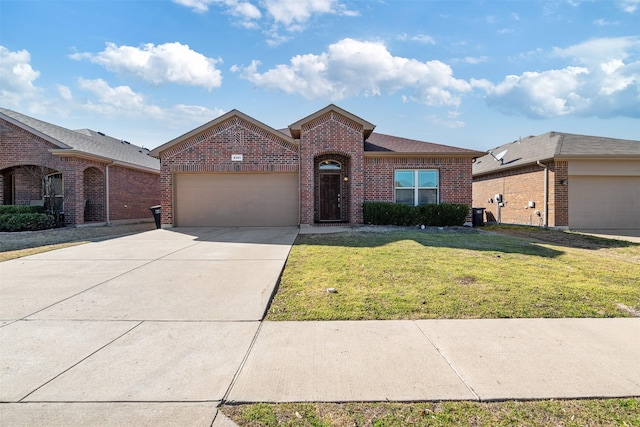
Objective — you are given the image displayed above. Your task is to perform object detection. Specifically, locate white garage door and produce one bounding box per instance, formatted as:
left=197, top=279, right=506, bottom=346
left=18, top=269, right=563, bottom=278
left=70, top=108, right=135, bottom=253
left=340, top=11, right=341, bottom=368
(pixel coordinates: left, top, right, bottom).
left=569, top=176, right=640, bottom=229
left=175, top=173, right=299, bottom=227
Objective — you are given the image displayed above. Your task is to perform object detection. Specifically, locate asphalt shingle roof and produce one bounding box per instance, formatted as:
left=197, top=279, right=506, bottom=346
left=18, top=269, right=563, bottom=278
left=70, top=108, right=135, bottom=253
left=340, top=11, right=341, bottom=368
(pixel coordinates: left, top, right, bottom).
left=0, top=108, right=159, bottom=171
left=365, top=133, right=482, bottom=155
left=473, top=131, right=640, bottom=176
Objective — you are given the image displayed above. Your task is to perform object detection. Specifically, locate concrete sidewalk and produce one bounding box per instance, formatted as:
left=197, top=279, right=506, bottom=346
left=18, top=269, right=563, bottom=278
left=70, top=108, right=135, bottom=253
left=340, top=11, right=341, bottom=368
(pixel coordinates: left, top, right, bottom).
left=228, top=318, right=640, bottom=403
left=3, top=318, right=638, bottom=426
left=2, top=227, right=639, bottom=426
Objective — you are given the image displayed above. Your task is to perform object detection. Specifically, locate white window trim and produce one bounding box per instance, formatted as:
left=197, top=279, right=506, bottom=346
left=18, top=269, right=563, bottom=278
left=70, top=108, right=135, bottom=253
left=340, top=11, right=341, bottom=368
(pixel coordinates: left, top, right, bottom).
left=394, top=169, right=439, bottom=206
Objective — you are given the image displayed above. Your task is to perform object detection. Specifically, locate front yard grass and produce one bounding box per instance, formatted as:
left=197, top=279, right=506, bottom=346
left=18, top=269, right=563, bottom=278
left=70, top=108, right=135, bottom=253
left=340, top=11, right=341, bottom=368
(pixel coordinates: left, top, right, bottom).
left=267, top=227, right=640, bottom=320
left=221, top=399, right=640, bottom=427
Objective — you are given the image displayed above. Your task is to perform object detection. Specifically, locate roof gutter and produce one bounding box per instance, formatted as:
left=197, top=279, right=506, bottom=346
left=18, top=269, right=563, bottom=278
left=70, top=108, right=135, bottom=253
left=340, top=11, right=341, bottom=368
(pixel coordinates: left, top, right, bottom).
left=473, top=157, right=555, bottom=178
left=364, top=151, right=483, bottom=159
left=536, top=161, right=549, bottom=228
left=49, top=149, right=159, bottom=174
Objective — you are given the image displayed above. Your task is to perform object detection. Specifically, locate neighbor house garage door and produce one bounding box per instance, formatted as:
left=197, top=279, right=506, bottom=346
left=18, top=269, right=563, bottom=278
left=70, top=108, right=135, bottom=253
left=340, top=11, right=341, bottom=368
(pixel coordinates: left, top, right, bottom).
left=174, top=173, right=299, bottom=226
left=569, top=176, right=640, bottom=230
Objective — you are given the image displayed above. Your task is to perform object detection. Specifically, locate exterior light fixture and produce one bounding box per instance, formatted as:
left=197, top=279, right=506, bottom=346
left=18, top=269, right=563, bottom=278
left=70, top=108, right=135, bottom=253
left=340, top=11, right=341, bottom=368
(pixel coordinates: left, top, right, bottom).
left=343, top=176, right=349, bottom=182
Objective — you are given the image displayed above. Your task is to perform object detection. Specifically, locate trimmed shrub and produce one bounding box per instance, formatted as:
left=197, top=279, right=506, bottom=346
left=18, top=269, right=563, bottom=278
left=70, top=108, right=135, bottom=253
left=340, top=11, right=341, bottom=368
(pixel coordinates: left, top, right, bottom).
left=415, top=203, right=470, bottom=226
left=0, top=205, right=45, bottom=214
left=363, top=202, right=416, bottom=226
left=0, top=213, right=56, bottom=232
left=363, top=202, right=469, bottom=227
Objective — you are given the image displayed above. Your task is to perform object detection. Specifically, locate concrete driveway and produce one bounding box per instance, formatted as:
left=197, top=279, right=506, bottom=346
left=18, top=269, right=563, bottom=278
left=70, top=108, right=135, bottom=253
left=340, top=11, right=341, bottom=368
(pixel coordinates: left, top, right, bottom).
left=0, top=227, right=298, bottom=425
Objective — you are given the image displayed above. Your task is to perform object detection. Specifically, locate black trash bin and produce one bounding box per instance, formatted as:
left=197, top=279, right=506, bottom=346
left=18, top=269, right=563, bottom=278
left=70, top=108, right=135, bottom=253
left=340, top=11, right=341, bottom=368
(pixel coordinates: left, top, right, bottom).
left=472, top=207, right=485, bottom=226
left=150, top=205, right=161, bottom=229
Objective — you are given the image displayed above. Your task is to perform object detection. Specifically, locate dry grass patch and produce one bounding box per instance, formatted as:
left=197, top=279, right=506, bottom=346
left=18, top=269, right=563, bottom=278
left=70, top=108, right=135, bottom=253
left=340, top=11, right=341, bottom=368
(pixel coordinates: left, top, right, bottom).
left=0, top=222, right=155, bottom=261
left=0, top=242, right=88, bottom=261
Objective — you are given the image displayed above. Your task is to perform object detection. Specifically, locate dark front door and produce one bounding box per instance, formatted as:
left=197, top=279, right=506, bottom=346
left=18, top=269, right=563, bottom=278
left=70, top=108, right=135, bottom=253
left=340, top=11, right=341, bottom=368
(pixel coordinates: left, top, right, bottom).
left=319, top=174, right=341, bottom=221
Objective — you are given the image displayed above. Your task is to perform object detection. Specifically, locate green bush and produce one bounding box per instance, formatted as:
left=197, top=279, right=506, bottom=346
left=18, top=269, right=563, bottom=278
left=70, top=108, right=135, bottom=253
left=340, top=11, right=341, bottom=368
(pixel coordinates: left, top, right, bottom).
left=0, top=213, right=56, bottom=232
left=362, top=202, right=416, bottom=226
left=415, top=203, right=470, bottom=226
left=363, top=202, right=469, bottom=227
left=0, top=205, right=45, bottom=214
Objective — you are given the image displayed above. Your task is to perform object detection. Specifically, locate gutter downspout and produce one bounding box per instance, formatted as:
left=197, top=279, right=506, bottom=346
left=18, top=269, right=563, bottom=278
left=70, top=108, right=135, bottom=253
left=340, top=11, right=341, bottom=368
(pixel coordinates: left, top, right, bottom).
left=105, top=162, right=113, bottom=225
left=536, top=161, right=548, bottom=228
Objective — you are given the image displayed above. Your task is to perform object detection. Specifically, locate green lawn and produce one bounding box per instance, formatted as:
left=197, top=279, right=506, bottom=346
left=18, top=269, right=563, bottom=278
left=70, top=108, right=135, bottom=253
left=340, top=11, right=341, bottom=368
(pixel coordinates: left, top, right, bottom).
left=233, top=227, right=640, bottom=426
left=267, top=228, right=640, bottom=320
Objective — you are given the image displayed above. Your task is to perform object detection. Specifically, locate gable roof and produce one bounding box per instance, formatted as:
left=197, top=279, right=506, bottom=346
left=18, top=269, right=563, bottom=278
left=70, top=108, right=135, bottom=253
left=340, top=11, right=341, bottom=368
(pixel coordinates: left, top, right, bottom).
left=149, top=109, right=296, bottom=157
left=365, top=133, right=484, bottom=157
left=473, top=131, right=640, bottom=176
left=288, top=104, right=375, bottom=139
left=0, top=107, right=159, bottom=172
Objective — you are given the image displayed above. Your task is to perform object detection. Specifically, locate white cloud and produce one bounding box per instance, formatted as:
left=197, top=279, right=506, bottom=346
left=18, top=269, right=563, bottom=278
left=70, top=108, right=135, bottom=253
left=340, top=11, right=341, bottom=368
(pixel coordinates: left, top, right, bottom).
left=593, top=18, right=617, bottom=26
left=481, top=37, right=640, bottom=118
left=411, top=34, right=436, bottom=44
left=428, top=111, right=466, bottom=129
left=56, top=85, right=73, bottom=101
left=77, top=78, right=146, bottom=110
left=0, top=46, right=41, bottom=107
left=552, top=36, right=640, bottom=64
left=398, top=33, right=435, bottom=44
left=172, top=0, right=261, bottom=19
left=460, top=56, right=489, bottom=64
left=234, top=38, right=471, bottom=107
left=75, top=78, right=224, bottom=124
left=173, top=0, right=357, bottom=43
left=266, top=0, right=331, bottom=26
left=71, top=42, right=222, bottom=90
left=619, top=0, right=640, bottom=12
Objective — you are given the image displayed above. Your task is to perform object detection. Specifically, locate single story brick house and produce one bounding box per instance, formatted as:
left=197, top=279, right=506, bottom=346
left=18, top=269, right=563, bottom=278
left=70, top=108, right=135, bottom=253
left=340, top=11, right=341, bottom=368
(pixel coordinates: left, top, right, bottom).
left=472, top=132, right=640, bottom=230
left=0, top=107, right=160, bottom=226
left=150, top=104, right=483, bottom=228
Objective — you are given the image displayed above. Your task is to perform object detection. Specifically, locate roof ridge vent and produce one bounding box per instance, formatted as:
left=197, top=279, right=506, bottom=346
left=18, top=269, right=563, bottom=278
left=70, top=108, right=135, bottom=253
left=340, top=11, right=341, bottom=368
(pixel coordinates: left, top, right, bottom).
left=97, top=131, right=105, bottom=136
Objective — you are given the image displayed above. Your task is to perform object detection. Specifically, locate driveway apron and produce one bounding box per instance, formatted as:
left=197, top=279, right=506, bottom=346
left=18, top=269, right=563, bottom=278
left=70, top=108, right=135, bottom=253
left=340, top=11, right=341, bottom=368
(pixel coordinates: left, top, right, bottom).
left=0, top=227, right=298, bottom=425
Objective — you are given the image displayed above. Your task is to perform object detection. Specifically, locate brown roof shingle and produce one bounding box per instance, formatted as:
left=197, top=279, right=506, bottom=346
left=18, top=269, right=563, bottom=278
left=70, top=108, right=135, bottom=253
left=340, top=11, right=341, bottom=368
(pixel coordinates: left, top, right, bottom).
left=365, top=133, right=483, bottom=156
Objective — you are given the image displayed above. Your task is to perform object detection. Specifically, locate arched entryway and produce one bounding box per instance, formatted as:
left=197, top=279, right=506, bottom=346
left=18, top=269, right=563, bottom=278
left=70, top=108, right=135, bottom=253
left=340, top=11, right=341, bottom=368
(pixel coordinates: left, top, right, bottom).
left=315, top=154, right=350, bottom=223
left=0, top=165, right=60, bottom=207
left=83, top=167, right=105, bottom=222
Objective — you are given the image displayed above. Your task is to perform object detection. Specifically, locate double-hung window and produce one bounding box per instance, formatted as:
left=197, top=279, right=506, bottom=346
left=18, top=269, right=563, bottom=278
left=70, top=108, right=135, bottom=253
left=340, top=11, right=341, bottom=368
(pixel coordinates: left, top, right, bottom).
left=394, top=169, right=438, bottom=205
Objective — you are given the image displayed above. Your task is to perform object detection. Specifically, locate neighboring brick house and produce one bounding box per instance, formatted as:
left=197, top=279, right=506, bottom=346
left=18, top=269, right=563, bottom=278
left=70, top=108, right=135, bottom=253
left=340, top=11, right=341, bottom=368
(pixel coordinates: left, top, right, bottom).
left=150, top=104, right=483, bottom=228
left=0, top=107, right=160, bottom=226
left=472, top=132, right=640, bottom=230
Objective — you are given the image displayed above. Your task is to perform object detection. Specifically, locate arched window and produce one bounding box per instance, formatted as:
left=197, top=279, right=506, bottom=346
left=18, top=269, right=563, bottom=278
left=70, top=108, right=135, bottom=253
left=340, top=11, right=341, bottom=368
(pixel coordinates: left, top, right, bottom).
left=319, top=160, right=341, bottom=170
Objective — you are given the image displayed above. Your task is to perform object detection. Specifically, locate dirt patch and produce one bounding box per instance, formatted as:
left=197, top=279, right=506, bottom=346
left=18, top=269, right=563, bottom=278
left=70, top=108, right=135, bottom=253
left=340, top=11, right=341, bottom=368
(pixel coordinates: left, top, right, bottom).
left=456, top=276, right=477, bottom=285
left=0, top=222, right=156, bottom=252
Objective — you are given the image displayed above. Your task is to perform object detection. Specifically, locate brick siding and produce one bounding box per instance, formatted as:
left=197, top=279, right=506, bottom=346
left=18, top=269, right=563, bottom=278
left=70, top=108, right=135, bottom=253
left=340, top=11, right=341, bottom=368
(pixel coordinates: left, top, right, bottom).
left=472, top=161, right=568, bottom=227
left=364, top=156, right=473, bottom=206
left=108, top=165, right=159, bottom=221
left=1, top=118, right=159, bottom=225
left=158, top=116, right=299, bottom=226
left=157, top=110, right=476, bottom=227
left=553, top=161, right=568, bottom=227
left=299, top=111, right=365, bottom=225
